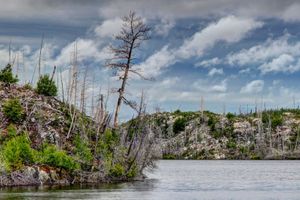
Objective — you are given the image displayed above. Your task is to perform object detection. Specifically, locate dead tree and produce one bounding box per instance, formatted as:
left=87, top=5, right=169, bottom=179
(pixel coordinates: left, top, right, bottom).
left=106, top=11, right=151, bottom=127
left=67, top=42, right=79, bottom=139
left=38, top=34, right=44, bottom=78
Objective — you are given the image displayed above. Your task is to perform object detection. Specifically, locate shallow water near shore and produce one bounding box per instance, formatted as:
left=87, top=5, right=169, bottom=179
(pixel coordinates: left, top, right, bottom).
left=1, top=160, right=300, bottom=200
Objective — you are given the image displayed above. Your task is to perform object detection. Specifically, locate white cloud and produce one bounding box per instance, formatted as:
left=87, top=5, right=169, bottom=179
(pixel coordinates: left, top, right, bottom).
left=176, top=15, right=263, bottom=59
left=259, top=53, right=299, bottom=74
left=208, top=68, right=224, bottom=76
left=154, top=18, right=175, bottom=36
left=240, top=80, right=264, bottom=94
left=226, top=34, right=300, bottom=74
left=135, top=15, right=262, bottom=77
left=227, top=34, right=297, bottom=66
left=195, top=57, right=221, bottom=68
left=94, top=18, right=123, bottom=38
left=55, top=38, right=110, bottom=67
left=133, top=45, right=176, bottom=78
left=238, top=68, right=251, bottom=74
left=210, top=80, right=227, bottom=93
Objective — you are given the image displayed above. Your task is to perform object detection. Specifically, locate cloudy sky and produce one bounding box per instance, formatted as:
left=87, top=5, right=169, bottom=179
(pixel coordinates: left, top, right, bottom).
left=1, top=0, right=300, bottom=120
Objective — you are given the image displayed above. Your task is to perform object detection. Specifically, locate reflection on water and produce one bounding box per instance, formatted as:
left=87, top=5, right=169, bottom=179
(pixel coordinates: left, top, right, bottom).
left=1, top=160, right=300, bottom=200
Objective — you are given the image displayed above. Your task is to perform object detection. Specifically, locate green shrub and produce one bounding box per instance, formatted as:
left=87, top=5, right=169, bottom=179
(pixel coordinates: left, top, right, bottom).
left=226, top=113, right=235, bottom=121
left=3, top=134, right=35, bottom=171
left=74, top=135, right=93, bottom=164
left=207, top=115, right=217, bottom=131
left=212, top=130, right=223, bottom=139
left=163, top=154, right=176, bottom=159
left=0, top=64, right=18, bottom=86
left=226, top=140, right=237, bottom=149
left=262, top=111, right=283, bottom=129
left=173, top=117, right=187, bottom=134
left=36, top=74, right=57, bottom=96
left=109, top=163, right=125, bottom=178
left=126, top=164, right=138, bottom=179
left=24, top=83, right=32, bottom=90
left=40, top=144, right=79, bottom=171
left=7, top=124, right=17, bottom=138
left=2, top=98, right=24, bottom=123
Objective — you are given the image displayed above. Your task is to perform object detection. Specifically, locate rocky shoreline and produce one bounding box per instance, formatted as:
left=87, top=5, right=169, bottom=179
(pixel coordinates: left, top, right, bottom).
left=0, top=165, right=146, bottom=187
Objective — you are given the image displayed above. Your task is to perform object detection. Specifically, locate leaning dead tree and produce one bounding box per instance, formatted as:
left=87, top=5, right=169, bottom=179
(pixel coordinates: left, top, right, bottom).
left=107, top=11, right=151, bottom=127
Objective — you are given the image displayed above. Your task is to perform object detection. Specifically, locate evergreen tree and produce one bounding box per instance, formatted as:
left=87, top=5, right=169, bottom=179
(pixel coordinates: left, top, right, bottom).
left=0, top=64, right=18, bottom=87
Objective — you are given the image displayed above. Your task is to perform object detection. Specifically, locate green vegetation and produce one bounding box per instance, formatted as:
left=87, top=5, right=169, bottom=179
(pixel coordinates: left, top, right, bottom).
left=109, top=163, right=125, bottom=177
left=0, top=64, right=18, bottom=86
left=163, top=154, right=176, bottom=159
left=23, top=83, right=33, bottom=90
left=36, top=74, right=57, bottom=96
left=3, top=134, right=35, bottom=171
left=173, top=117, right=187, bottom=134
left=262, top=110, right=283, bottom=128
left=39, top=144, right=79, bottom=171
left=2, top=98, right=24, bottom=123
left=227, top=140, right=237, bottom=149
left=73, top=134, right=93, bottom=166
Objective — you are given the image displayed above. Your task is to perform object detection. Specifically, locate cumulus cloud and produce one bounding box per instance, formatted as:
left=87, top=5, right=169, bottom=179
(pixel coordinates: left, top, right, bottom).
left=176, top=16, right=263, bottom=59
left=195, top=57, right=221, bottom=68
left=135, top=45, right=176, bottom=77
left=208, top=68, right=224, bottom=76
left=226, top=33, right=300, bottom=74
left=135, top=15, right=262, bottom=77
left=154, top=18, right=175, bottom=36
left=240, top=80, right=264, bottom=94
left=94, top=18, right=123, bottom=38
left=227, top=34, right=295, bottom=66
left=259, top=54, right=299, bottom=74
left=210, top=80, right=227, bottom=93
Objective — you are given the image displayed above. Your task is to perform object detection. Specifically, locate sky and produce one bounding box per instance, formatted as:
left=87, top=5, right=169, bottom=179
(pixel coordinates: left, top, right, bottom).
left=1, top=0, right=300, bottom=121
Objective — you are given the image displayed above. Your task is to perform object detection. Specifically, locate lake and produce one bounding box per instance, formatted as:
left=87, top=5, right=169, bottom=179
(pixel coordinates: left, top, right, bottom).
left=1, top=160, right=300, bottom=200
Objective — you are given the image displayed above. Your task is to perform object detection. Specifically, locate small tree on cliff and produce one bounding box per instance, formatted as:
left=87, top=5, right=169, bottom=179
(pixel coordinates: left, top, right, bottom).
left=107, top=11, right=151, bottom=127
left=0, top=64, right=18, bottom=87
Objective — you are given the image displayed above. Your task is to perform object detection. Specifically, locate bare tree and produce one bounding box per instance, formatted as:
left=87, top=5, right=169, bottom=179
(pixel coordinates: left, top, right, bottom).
left=38, top=34, right=44, bottom=78
left=107, top=11, right=151, bottom=127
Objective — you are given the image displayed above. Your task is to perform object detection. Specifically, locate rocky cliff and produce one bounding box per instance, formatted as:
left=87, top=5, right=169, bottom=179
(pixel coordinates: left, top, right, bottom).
left=145, top=109, right=300, bottom=160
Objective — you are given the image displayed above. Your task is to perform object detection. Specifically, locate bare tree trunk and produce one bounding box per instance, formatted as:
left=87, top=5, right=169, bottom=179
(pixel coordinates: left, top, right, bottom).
left=67, top=42, right=78, bottom=139
left=113, top=46, right=132, bottom=127
left=50, top=66, right=57, bottom=82
left=38, top=34, right=44, bottom=78
left=59, top=68, right=65, bottom=103
left=80, top=67, right=88, bottom=114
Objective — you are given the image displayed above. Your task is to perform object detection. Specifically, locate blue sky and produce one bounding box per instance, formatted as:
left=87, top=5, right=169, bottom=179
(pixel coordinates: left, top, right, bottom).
left=1, top=0, right=300, bottom=121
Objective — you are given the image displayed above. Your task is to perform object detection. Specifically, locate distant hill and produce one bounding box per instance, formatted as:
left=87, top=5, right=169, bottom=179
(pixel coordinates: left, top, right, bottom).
left=137, top=109, right=300, bottom=160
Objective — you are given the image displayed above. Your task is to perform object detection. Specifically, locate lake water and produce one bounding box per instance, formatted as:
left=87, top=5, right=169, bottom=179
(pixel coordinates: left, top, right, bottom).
left=1, top=160, right=300, bottom=200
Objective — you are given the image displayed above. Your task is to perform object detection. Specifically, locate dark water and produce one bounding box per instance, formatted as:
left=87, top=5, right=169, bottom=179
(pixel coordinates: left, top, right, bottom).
left=1, top=160, right=300, bottom=200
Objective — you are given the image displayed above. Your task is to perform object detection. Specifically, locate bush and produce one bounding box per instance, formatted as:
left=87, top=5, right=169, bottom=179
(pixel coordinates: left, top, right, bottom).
left=7, top=124, right=17, bottom=138
left=24, top=83, right=32, bottom=90
left=74, top=135, right=93, bottom=164
left=173, top=117, right=187, bottom=134
left=3, top=134, right=35, bottom=171
left=0, top=64, right=18, bottom=86
left=40, top=144, right=79, bottom=171
left=36, top=74, right=57, bottom=96
left=226, top=140, right=237, bottom=149
left=2, top=98, right=24, bottom=123
left=126, top=164, right=138, bottom=179
left=226, top=113, right=235, bottom=121
left=109, top=163, right=125, bottom=178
